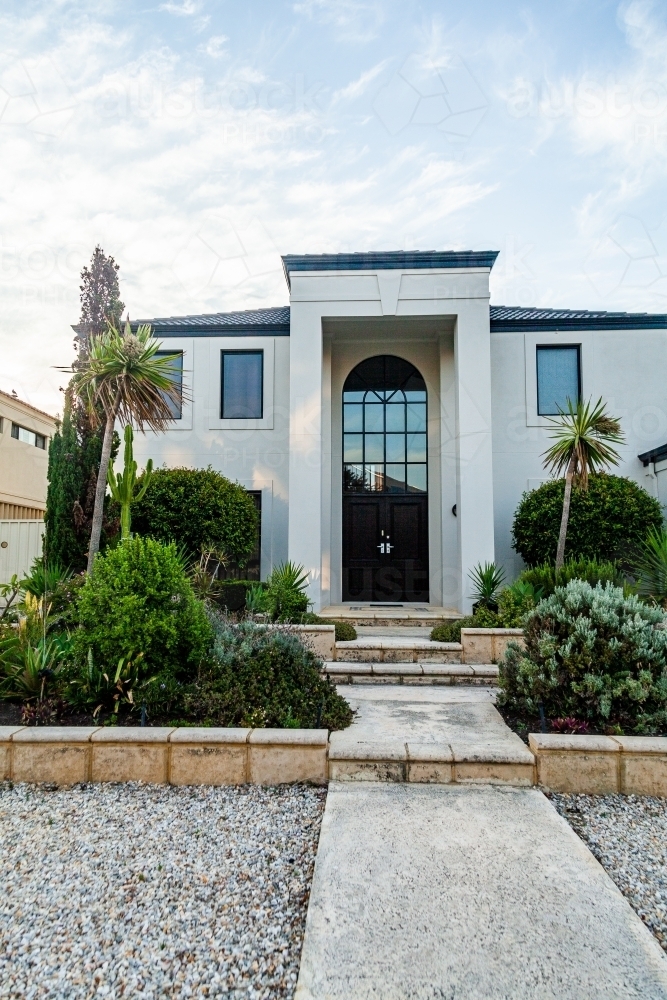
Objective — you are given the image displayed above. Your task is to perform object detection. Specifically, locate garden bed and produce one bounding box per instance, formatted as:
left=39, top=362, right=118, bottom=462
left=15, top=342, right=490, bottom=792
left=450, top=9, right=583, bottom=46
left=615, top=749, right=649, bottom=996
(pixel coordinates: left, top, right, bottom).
left=0, top=780, right=325, bottom=997
left=552, top=792, right=667, bottom=953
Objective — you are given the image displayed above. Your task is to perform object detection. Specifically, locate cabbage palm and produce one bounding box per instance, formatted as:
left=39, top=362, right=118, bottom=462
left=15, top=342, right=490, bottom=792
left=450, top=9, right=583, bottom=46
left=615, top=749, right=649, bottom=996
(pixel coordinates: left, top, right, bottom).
left=69, top=322, right=184, bottom=573
left=542, top=397, right=624, bottom=571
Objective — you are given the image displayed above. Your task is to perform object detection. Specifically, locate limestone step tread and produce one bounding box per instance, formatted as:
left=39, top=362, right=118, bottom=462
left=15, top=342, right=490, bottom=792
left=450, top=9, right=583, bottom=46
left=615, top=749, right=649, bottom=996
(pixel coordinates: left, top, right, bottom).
left=336, top=638, right=460, bottom=650
left=326, top=662, right=497, bottom=676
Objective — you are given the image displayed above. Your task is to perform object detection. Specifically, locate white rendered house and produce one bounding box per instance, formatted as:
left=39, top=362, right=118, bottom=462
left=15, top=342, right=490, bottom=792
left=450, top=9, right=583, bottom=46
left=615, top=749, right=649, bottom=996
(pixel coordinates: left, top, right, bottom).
left=129, top=250, right=667, bottom=614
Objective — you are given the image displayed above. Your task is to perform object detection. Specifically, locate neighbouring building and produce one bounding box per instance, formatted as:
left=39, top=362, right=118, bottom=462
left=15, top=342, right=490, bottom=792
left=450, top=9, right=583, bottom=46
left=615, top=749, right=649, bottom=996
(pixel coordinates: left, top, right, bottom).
left=0, top=390, right=57, bottom=582
left=125, top=250, right=667, bottom=614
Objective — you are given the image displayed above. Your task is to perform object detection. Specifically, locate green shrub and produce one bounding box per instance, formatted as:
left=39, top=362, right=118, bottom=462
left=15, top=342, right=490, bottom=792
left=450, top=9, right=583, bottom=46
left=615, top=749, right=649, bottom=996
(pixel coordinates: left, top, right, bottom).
left=130, top=467, right=258, bottom=565
left=298, top=614, right=357, bottom=641
left=632, top=528, right=667, bottom=606
left=214, top=580, right=265, bottom=612
left=73, top=537, right=212, bottom=716
left=182, top=617, right=353, bottom=731
left=512, top=474, right=662, bottom=568
left=497, top=582, right=543, bottom=628
left=517, top=558, right=626, bottom=598
left=430, top=607, right=498, bottom=643
left=498, top=580, right=667, bottom=733
left=250, top=562, right=310, bottom=622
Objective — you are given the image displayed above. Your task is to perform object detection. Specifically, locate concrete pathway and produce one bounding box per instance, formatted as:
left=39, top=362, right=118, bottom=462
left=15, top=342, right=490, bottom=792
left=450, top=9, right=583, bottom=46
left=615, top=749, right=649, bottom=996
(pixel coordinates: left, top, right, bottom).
left=297, top=783, right=667, bottom=999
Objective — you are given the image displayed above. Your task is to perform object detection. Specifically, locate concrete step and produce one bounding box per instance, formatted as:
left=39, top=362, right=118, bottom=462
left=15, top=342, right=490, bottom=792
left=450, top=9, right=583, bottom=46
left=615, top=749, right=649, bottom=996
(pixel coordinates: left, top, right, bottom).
left=319, top=605, right=460, bottom=628
left=334, top=638, right=461, bottom=663
left=325, top=662, right=498, bottom=686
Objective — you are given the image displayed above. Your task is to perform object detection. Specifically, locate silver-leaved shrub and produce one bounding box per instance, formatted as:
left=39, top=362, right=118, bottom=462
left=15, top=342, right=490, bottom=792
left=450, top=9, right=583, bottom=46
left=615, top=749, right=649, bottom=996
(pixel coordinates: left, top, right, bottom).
left=497, top=580, right=667, bottom=732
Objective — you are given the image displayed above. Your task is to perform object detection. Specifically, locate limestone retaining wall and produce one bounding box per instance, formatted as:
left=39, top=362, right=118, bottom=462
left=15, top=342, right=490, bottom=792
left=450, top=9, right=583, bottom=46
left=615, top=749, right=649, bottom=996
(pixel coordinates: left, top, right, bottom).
left=460, top=628, right=524, bottom=664
left=0, top=726, right=328, bottom=786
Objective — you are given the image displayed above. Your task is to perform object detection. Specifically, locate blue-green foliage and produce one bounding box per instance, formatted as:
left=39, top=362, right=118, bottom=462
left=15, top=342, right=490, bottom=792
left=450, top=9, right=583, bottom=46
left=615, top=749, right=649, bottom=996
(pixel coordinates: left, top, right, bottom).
left=498, top=580, right=667, bottom=732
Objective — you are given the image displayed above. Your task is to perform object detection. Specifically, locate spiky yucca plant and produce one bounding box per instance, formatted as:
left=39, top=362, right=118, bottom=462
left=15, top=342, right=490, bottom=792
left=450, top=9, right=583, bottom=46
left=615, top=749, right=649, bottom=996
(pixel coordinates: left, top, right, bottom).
left=542, top=398, right=624, bottom=570
left=68, top=323, right=184, bottom=572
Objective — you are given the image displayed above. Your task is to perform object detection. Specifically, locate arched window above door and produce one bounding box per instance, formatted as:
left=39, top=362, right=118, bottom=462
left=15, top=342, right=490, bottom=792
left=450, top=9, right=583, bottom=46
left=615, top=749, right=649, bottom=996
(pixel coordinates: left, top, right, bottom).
left=343, top=355, right=427, bottom=495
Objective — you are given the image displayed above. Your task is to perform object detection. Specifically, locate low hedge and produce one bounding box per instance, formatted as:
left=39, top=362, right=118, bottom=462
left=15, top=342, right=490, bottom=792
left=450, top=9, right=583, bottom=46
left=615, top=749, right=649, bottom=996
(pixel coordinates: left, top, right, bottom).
left=498, top=580, right=667, bottom=733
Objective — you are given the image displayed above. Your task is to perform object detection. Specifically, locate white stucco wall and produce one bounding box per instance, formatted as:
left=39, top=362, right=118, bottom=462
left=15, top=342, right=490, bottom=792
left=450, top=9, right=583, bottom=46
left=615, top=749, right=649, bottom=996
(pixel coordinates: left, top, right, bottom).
left=491, top=327, right=667, bottom=581
left=129, top=334, right=291, bottom=579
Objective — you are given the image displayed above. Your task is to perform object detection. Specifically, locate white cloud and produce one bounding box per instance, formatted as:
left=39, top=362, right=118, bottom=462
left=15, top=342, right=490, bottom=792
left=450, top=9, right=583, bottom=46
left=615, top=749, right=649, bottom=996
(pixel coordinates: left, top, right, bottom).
left=199, top=35, right=228, bottom=59
left=292, top=0, right=386, bottom=43
left=331, top=59, right=390, bottom=105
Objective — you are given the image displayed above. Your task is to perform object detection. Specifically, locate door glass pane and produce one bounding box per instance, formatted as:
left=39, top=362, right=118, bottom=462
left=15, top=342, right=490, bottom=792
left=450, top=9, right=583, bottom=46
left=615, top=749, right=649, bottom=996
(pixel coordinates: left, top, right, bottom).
left=407, top=433, right=427, bottom=462
left=406, top=390, right=426, bottom=402
left=407, top=465, right=427, bottom=492
left=344, top=403, right=363, bottom=432
left=344, top=434, right=363, bottom=462
left=385, top=464, right=405, bottom=492
left=364, top=465, right=384, bottom=491
left=406, top=403, right=426, bottom=432
left=364, top=434, right=384, bottom=462
left=222, top=351, right=263, bottom=418
left=343, top=465, right=365, bottom=491
left=385, top=434, right=405, bottom=462
left=343, top=391, right=364, bottom=402
left=364, top=403, right=384, bottom=432
left=385, top=404, right=405, bottom=432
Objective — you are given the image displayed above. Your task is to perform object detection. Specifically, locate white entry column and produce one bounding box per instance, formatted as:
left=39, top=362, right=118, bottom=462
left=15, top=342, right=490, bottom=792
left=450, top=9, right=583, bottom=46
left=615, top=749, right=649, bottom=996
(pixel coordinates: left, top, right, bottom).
left=287, top=300, right=324, bottom=610
left=454, top=301, right=496, bottom=613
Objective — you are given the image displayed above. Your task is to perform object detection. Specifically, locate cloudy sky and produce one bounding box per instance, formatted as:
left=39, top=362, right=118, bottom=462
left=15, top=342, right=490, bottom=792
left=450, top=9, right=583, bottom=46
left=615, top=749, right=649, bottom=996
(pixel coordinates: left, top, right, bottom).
left=2, top=0, right=667, bottom=414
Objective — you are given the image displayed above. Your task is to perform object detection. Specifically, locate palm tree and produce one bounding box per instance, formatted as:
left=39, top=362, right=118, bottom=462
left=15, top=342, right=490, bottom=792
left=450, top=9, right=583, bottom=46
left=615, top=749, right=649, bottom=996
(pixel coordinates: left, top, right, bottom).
left=69, top=322, right=184, bottom=573
left=542, top=397, right=624, bottom=571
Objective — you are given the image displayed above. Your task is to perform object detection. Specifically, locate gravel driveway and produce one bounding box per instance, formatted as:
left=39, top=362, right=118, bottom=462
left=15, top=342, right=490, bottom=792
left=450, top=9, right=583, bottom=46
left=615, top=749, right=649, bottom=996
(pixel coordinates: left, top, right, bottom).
left=551, top=792, right=667, bottom=952
left=0, top=781, right=326, bottom=999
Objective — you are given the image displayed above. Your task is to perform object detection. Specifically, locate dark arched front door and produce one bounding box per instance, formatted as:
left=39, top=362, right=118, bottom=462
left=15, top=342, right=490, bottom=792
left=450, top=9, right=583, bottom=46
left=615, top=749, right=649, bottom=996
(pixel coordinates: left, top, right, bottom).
left=342, top=355, right=429, bottom=602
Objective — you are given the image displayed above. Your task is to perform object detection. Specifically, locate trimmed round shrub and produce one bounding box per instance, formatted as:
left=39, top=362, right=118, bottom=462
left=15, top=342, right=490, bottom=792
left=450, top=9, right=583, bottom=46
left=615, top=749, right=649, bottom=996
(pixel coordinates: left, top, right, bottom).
left=511, top=474, right=662, bottom=568
left=131, top=466, right=258, bottom=564
left=498, top=580, right=667, bottom=733
left=430, top=607, right=498, bottom=643
left=74, top=536, right=212, bottom=685
left=182, top=618, right=353, bottom=731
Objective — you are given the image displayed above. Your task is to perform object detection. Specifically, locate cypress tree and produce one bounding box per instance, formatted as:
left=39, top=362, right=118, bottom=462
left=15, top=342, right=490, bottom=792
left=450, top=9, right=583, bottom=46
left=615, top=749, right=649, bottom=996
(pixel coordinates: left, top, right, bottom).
left=45, top=247, right=124, bottom=568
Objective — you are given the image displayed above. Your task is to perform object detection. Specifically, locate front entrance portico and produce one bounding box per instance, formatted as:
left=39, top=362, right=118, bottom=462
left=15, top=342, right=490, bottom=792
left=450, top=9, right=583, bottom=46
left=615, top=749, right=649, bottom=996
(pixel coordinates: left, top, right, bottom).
left=284, top=250, right=498, bottom=614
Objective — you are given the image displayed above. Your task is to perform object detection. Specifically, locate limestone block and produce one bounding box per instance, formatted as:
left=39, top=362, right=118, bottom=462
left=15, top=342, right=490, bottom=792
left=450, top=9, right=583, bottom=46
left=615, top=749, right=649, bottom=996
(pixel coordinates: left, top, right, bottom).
left=0, top=727, right=24, bottom=780
left=12, top=727, right=99, bottom=784
left=453, top=761, right=535, bottom=786
left=421, top=663, right=473, bottom=676
left=91, top=727, right=175, bottom=784
left=288, top=625, right=335, bottom=661
left=169, top=728, right=250, bottom=785
left=248, top=729, right=328, bottom=785
left=461, top=628, right=524, bottom=664
left=334, top=643, right=382, bottom=662
left=381, top=647, right=417, bottom=663
left=529, top=734, right=620, bottom=793
left=418, top=647, right=462, bottom=663
left=407, top=743, right=453, bottom=783
left=612, top=736, right=667, bottom=796
left=329, top=759, right=406, bottom=782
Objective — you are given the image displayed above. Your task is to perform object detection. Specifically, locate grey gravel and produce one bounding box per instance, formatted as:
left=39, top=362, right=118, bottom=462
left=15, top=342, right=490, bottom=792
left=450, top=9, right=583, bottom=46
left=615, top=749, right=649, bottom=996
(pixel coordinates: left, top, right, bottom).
left=552, top=792, right=667, bottom=951
left=0, top=781, right=326, bottom=999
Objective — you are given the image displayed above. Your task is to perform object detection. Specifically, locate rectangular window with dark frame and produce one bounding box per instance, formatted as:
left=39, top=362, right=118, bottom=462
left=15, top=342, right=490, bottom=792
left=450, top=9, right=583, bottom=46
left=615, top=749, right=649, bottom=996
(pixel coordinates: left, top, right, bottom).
left=155, top=351, right=184, bottom=419
left=536, top=345, right=581, bottom=416
left=221, top=350, right=263, bottom=419
left=11, top=422, right=46, bottom=449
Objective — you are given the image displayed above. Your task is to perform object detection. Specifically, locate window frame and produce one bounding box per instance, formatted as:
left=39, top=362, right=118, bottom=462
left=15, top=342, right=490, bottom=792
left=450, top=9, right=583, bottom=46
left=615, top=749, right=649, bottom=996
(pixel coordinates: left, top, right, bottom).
left=11, top=422, right=46, bottom=449
left=207, top=337, right=275, bottom=430
left=155, top=349, right=184, bottom=420
left=535, top=344, right=581, bottom=417
left=220, top=349, right=264, bottom=420
left=523, top=333, right=590, bottom=427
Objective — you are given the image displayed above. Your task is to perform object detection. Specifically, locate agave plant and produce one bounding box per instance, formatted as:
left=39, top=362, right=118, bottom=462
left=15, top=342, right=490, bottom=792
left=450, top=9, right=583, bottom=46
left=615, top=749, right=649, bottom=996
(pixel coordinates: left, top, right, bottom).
left=469, top=562, right=506, bottom=608
left=632, top=527, right=667, bottom=606
left=263, top=562, right=310, bottom=622
left=1, top=638, right=65, bottom=702
left=21, top=559, right=72, bottom=601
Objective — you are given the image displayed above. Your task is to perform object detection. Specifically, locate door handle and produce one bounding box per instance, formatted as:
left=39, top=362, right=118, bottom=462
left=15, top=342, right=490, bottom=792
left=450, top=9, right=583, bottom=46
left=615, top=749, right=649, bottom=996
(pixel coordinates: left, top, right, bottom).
left=385, top=542, right=394, bottom=553
left=377, top=542, right=385, bottom=553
